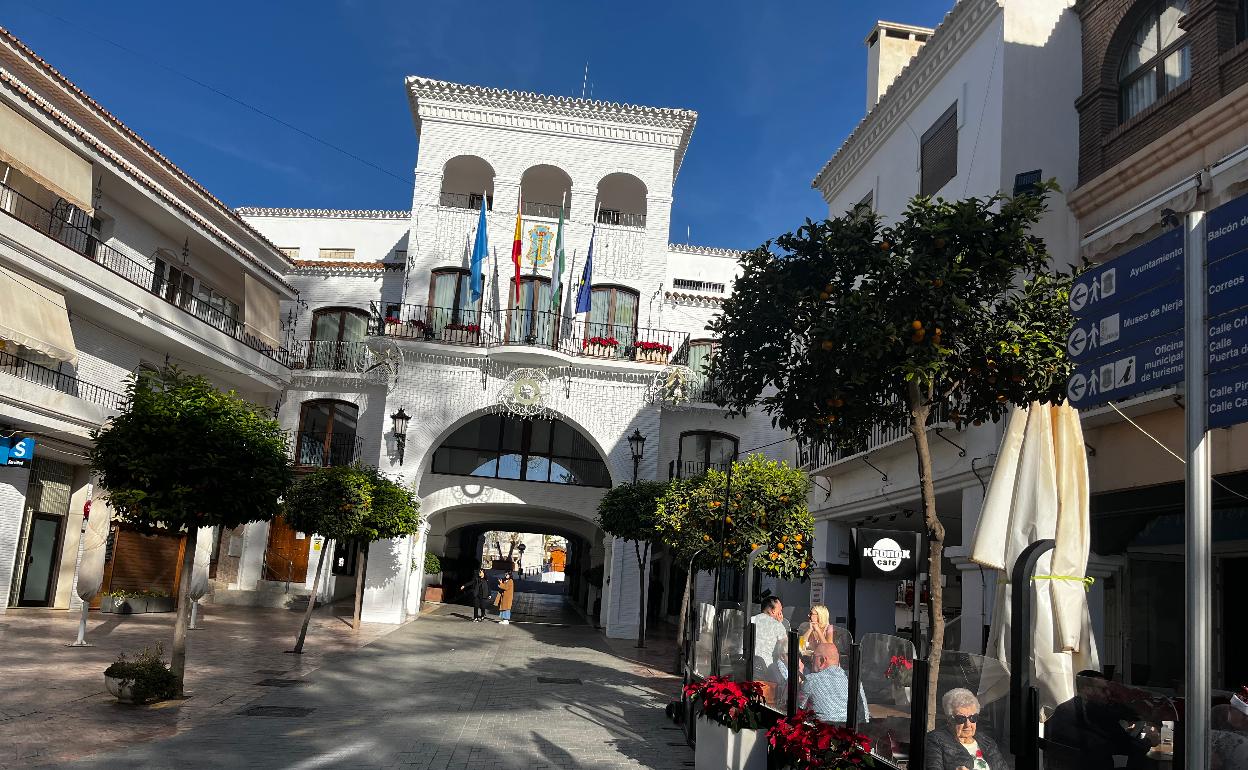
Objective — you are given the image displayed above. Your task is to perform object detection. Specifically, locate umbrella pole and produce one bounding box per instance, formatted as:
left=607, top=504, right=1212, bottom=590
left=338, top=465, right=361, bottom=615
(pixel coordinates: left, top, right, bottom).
left=1009, top=539, right=1054, bottom=765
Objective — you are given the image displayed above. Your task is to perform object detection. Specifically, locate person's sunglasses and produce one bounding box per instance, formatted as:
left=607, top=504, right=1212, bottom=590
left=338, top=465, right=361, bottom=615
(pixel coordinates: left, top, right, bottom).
left=952, top=714, right=979, bottom=725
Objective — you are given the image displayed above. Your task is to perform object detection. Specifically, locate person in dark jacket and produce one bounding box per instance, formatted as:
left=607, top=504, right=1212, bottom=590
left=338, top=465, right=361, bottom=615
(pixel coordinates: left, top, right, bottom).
left=925, top=688, right=1008, bottom=770
left=1043, top=670, right=1154, bottom=770
left=461, top=570, right=491, bottom=622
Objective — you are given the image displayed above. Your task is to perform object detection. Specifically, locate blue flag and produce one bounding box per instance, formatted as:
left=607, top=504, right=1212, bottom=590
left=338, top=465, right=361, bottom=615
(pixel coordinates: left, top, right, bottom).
left=575, top=226, right=595, bottom=314
left=469, top=193, right=488, bottom=304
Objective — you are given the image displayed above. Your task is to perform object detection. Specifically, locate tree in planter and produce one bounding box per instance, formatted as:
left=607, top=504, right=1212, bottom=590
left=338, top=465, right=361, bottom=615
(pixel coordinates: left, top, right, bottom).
left=655, top=454, right=814, bottom=662
left=350, top=465, right=422, bottom=629
left=90, top=366, right=291, bottom=695
left=709, top=187, right=1074, bottom=727
left=282, top=465, right=370, bottom=653
left=596, top=480, right=669, bottom=648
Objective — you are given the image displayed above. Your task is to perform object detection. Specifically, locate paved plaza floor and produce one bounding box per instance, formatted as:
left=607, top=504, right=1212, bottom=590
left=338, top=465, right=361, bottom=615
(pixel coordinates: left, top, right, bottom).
left=0, top=594, right=692, bottom=769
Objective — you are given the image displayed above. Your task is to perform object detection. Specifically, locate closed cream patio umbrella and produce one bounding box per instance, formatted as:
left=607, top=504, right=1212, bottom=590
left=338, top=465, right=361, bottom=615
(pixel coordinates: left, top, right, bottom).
left=970, top=402, right=1099, bottom=715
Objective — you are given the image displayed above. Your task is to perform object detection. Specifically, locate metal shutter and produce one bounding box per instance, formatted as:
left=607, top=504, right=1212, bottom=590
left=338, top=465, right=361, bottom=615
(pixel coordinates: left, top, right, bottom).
left=920, top=104, right=958, bottom=197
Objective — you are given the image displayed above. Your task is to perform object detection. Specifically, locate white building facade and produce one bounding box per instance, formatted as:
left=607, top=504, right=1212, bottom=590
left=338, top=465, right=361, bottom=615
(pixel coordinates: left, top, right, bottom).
left=804, top=0, right=1092, bottom=651
left=0, top=31, right=296, bottom=614
left=235, top=78, right=794, bottom=637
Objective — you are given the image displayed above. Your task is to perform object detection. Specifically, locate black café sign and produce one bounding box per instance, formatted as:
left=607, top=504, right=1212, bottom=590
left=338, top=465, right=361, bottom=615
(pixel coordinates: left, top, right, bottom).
left=854, top=528, right=922, bottom=580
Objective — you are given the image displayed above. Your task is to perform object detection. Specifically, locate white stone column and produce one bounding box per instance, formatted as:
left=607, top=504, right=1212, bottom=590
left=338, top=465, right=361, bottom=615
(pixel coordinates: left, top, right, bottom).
left=569, top=185, right=597, bottom=223
left=235, top=520, right=269, bottom=590
left=0, top=467, right=31, bottom=612
left=412, top=168, right=443, bottom=210
left=605, top=537, right=651, bottom=640
left=360, top=534, right=416, bottom=624
left=949, top=483, right=990, bottom=653
left=494, top=177, right=521, bottom=219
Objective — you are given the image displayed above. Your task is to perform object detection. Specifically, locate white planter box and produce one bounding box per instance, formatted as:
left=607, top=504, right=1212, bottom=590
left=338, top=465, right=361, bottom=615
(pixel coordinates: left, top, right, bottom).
left=583, top=343, right=617, bottom=359
left=635, top=347, right=671, bottom=364
left=442, top=328, right=480, bottom=344
left=695, top=716, right=766, bottom=770
left=104, top=675, right=136, bottom=704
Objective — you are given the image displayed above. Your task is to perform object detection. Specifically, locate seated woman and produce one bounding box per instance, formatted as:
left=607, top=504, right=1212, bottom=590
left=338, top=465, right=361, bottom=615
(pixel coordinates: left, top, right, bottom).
left=925, top=688, right=1007, bottom=770
left=798, top=604, right=834, bottom=659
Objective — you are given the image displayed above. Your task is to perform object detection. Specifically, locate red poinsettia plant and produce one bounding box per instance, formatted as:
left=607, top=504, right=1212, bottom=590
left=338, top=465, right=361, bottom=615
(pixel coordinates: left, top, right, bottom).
left=637, top=340, right=674, bottom=353
left=683, top=676, right=768, bottom=731
left=584, top=336, right=620, bottom=348
left=767, top=710, right=875, bottom=769
left=884, top=655, right=913, bottom=686
left=385, top=315, right=401, bottom=324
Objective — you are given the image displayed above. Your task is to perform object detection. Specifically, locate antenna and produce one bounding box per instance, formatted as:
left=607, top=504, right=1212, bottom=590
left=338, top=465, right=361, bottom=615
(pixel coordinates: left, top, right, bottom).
left=582, top=62, right=588, bottom=99
left=686, top=225, right=691, bottom=244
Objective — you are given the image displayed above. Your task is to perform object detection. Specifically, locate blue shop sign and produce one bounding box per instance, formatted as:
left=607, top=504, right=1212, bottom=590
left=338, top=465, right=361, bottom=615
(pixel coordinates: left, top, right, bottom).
left=2, top=437, right=34, bottom=467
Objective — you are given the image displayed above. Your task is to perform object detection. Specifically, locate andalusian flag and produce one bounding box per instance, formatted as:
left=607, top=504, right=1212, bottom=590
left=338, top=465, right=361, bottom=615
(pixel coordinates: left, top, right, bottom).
left=511, top=192, right=523, bottom=301
left=550, top=195, right=566, bottom=312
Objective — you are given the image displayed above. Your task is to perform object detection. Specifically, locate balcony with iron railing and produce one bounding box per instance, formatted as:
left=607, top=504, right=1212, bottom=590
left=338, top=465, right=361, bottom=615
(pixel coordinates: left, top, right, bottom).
left=796, top=402, right=951, bottom=474
left=0, top=178, right=290, bottom=367
left=289, top=430, right=364, bottom=468
left=668, top=459, right=732, bottom=480
left=0, top=348, right=125, bottom=413
left=371, top=302, right=690, bottom=366
left=288, top=339, right=375, bottom=373
left=439, top=191, right=491, bottom=211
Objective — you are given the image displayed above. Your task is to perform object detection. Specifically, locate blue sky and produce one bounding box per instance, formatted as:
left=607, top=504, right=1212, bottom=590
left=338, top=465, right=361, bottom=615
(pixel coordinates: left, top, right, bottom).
left=6, top=1, right=949, bottom=251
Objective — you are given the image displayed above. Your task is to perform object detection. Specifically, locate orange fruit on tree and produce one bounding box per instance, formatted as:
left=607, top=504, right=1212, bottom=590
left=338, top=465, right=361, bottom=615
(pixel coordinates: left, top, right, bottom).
left=821, top=340, right=835, bottom=351
left=911, top=320, right=923, bottom=330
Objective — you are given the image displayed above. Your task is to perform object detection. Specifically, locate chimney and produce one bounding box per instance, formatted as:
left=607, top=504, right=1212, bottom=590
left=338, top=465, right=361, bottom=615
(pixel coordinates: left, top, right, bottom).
left=865, top=21, right=933, bottom=113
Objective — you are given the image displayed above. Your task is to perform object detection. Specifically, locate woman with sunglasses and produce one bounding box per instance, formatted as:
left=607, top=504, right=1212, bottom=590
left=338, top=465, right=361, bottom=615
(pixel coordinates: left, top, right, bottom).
left=925, top=688, right=1007, bottom=770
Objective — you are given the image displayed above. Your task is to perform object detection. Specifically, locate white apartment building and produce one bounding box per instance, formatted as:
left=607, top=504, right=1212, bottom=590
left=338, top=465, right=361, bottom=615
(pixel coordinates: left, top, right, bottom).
left=234, top=77, right=793, bottom=637
left=0, top=29, right=295, bottom=613
left=804, top=0, right=1092, bottom=652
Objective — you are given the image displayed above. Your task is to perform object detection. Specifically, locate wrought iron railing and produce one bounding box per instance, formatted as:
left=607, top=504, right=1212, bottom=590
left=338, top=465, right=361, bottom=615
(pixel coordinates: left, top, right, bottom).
left=0, top=349, right=125, bottom=411
left=668, top=459, right=733, bottom=480
left=289, top=430, right=363, bottom=468
left=596, top=209, right=646, bottom=228
left=797, top=402, right=950, bottom=472
left=0, top=179, right=290, bottom=367
left=372, top=302, right=689, bottom=365
left=521, top=200, right=563, bottom=219
left=288, top=340, right=374, bottom=373
left=439, top=191, right=491, bottom=211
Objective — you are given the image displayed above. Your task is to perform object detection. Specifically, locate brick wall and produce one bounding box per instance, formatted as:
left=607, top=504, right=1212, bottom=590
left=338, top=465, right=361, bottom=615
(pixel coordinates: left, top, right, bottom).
left=1077, top=0, right=1248, bottom=184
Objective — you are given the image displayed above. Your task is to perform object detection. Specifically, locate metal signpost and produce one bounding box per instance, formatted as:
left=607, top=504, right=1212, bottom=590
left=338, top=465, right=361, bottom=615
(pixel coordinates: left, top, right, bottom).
left=1064, top=193, right=1248, bottom=768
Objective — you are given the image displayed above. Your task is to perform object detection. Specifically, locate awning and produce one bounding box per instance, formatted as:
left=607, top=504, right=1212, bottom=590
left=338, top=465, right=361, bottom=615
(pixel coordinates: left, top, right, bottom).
left=0, top=267, right=78, bottom=365
left=0, top=99, right=93, bottom=211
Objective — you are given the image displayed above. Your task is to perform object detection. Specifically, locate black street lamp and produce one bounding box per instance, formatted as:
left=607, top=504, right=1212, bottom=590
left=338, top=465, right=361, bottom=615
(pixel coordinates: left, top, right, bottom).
left=517, top=542, right=527, bottom=574
left=628, top=428, right=646, bottom=483
left=390, top=407, right=411, bottom=464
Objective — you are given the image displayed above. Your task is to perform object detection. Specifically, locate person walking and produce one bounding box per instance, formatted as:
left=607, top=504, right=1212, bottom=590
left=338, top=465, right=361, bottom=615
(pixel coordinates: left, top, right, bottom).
left=494, top=571, right=515, bottom=625
left=462, top=570, right=490, bottom=622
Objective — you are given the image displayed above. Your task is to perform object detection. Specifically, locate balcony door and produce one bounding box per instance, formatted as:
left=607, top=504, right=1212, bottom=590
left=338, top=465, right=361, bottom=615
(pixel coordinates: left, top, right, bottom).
left=587, top=286, right=638, bottom=356
left=429, top=269, right=481, bottom=330
left=310, top=308, right=368, bottom=370
left=677, top=431, right=737, bottom=479
left=507, top=277, right=555, bottom=347
left=296, top=400, right=359, bottom=467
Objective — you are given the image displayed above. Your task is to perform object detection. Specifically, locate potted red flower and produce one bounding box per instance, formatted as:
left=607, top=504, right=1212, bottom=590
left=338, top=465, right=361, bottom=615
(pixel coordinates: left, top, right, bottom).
left=684, top=676, right=769, bottom=770
left=583, top=335, right=619, bottom=358
left=885, top=654, right=913, bottom=705
left=634, top=340, right=674, bottom=364
left=442, top=322, right=481, bottom=344
left=767, top=710, right=875, bottom=769
left=384, top=315, right=402, bottom=335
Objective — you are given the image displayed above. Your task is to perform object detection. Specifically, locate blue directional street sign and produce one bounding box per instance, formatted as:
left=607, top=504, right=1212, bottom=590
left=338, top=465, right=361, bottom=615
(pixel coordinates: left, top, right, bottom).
left=1208, top=364, right=1248, bottom=429
left=1066, top=330, right=1184, bottom=409
left=1069, top=228, right=1184, bottom=317
left=1206, top=190, right=1248, bottom=263
left=1209, top=307, right=1248, bottom=374
left=1066, top=278, right=1183, bottom=361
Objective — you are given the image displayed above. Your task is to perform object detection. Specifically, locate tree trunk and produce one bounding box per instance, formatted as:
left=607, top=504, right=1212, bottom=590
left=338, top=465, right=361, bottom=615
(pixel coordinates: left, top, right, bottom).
left=635, top=541, right=649, bottom=648
left=293, top=543, right=328, bottom=654
left=353, top=541, right=370, bottom=630
left=908, top=379, right=945, bottom=732
left=170, top=526, right=198, bottom=696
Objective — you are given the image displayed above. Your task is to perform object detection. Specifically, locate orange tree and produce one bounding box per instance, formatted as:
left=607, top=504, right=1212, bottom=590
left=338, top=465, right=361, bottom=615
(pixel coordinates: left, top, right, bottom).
left=655, top=454, right=813, bottom=658
left=708, top=187, right=1074, bottom=726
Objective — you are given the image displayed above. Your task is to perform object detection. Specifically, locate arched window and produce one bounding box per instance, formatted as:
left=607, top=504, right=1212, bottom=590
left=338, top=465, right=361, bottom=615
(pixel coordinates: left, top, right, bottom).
left=440, top=155, right=495, bottom=210
left=308, top=307, right=369, bottom=370
left=586, top=286, right=639, bottom=358
left=677, top=431, right=737, bottom=479
left=506, top=276, right=556, bottom=346
left=295, top=400, right=359, bottom=467
left=687, top=339, right=720, bottom=401
left=596, top=172, right=647, bottom=228
left=1119, top=0, right=1190, bottom=122
left=432, top=414, right=610, bottom=487
left=520, top=165, right=573, bottom=218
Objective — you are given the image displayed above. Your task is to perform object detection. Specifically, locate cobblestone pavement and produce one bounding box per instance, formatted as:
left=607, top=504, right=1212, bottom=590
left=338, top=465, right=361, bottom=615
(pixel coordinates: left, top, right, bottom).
left=0, top=600, right=397, bottom=768
left=3, top=594, right=692, bottom=769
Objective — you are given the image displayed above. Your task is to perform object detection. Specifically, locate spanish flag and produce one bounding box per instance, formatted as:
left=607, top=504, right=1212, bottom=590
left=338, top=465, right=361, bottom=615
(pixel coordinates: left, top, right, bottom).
left=511, top=193, right=523, bottom=301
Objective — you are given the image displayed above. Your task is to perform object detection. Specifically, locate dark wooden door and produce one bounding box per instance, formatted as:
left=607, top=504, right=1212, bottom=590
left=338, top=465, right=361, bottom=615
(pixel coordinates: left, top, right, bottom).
left=264, top=515, right=309, bottom=583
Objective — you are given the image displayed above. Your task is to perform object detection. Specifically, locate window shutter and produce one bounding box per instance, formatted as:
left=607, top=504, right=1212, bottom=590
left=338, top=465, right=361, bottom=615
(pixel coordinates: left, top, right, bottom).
left=920, top=104, right=958, bottom=196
